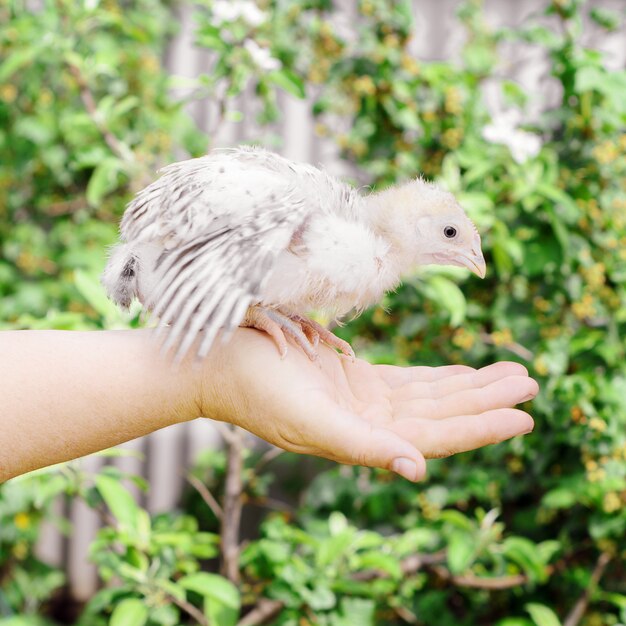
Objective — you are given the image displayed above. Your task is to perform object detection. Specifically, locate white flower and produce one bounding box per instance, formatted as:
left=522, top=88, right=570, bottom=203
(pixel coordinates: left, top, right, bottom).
left=212, top=1, right=266, bottom=27
left=482, top=109, right=542, bottom=164
left=239, top=2, right=265, bottom=27
left=243, top=39, right=281, bottom=72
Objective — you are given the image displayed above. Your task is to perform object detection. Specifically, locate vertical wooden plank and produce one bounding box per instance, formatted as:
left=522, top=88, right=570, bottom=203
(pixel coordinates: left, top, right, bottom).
left=35, top=497, right=64, bottom=569
left=165, top=1, right=204, bottom=127
left=67, top=456, right=103, bottom=600
left=412, top=0, right=465, bottom=61
left=111, top=437, right=147, bottom=507
left=145, top=423, right=187, bottom=513
left=185, top=419, right=223, bottom=468
left=280, top=92, right=315, bottom=162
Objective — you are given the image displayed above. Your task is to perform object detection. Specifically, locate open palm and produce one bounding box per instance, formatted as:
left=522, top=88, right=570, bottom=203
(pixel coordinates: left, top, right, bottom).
left=203, top=328, right=537, bottom=481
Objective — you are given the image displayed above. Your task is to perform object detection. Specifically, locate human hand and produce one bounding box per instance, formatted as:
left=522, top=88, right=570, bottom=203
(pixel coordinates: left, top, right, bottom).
left=199, top=328, right=538, bottom=481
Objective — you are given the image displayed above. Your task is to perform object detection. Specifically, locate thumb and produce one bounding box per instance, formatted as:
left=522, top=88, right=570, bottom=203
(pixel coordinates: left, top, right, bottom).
left=317, top=407, right=427, bottom=482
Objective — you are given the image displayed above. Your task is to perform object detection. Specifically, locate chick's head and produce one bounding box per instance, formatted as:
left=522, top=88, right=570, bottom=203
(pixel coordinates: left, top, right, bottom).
left=370, top=179, right=486, bottom=278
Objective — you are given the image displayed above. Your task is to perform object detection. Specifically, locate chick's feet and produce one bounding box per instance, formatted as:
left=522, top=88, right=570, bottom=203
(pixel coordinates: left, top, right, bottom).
left=241, top=306, right=355, bottom=361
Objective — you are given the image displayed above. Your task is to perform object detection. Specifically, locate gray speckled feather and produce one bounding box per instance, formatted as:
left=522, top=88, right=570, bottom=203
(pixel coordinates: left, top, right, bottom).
left=108, top=147, right=317, bottom=361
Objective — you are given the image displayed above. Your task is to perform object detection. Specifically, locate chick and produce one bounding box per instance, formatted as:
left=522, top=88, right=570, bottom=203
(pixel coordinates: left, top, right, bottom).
left=102, top=146, right=485, bottom=361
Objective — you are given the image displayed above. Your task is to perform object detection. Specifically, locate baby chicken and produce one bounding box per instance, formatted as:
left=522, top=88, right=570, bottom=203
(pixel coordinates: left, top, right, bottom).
left=102, top=146, right=485, bottom=361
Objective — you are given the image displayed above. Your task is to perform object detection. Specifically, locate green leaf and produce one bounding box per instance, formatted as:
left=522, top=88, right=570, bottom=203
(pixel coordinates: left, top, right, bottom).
left=267, top=69, right=306, bottom=99
left=316, top=530, right=355, bottom=568
left=589, top=8, right=620, bottom=30
left=86, top=157, right=123, bottom=206
left=305, top=584, right=336, bottom=611
left=112, top=96, right=140, bottom=119
left=148, top=604, right=179, bottom=626
left=0, top=47, right=40, bottom=82
left=525, top=604, right=562, bottom=626
left=393, top=106, right=421, bottom=131
left=196, top=24, right=228, bottom=51
left=355, top=552, right=402, bottom=579
left=155, top=579, right=186, bottom=602
left=335, top=597, right=376, bottom=626
left=596, top=592, right=626, bottom=609
left=541, top=488, right=577, bottom=509
left=447, top=531, right=475, bottom=574
left=179, top=573, right=240, bottom=626
left=179, top=573, right=240, bottom=609
left=74, top=269, right=122, bottom=322
left=424, top=276, right=467, bottom=326
left=258, top=539, right=291, bottom=564
left=204, top=597, right=238, bottom=626
left=0, top=618, right=54, bottom=626
left=110, top=598, right=148, bottom=626
left=439, top=510, right=475, bottom=531
left=502, top=537, right=547, bottom=583
left=329, top=511, right=348, bottom=535
left=94, top=474, right=140, bottom=531
left=574, top=66, right=626, bottom=111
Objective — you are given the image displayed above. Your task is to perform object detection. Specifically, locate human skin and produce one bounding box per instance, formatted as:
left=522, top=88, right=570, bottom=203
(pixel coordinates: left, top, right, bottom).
left=0, top=328, right=537, bottom=482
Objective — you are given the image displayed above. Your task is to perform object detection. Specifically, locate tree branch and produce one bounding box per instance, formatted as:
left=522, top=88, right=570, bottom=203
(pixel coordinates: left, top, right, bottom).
left=480, top=332, right=534, bottom=361
left=186, top=472, right=223, bottom=521
left=45, top=197, right=87, bottom=216
left=563, top=552, right=612, bottom=626
left=254, top=446, right=285, bottom=475
left=220, top=425, right=244, bottom=584
left=247, top=496, right=294, bottom=514
left=238, top=598, right=284, bottom=626
left=215, top=421, right=237, bottom=445
left=65, top=62, right=134, bottom=164
left=430, top=565, right=528, bottom=590
left=166, top=591, right=209, bottom=626
left=393, top=605, right=418, bottom=624
left=352, top=549, right=447, bottom=581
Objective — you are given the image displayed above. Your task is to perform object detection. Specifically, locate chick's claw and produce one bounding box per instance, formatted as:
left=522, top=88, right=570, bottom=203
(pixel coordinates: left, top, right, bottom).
left=293, top=315, right=356, bottom=361
left=241, top=306, right=355, bottom=361
left=242, top=306, right=318, bottom=360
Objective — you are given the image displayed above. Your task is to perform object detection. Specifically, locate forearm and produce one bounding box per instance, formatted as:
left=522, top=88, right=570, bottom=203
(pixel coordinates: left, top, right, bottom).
left=0, top=329, right=201, bottom=481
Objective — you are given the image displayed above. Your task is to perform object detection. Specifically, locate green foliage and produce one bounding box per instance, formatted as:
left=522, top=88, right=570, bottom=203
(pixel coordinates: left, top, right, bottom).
left=0, top=468, right=71, bottom=620
left=1, top=0, right=626, bottom=625
left=0, top=0, right=202, bottom=328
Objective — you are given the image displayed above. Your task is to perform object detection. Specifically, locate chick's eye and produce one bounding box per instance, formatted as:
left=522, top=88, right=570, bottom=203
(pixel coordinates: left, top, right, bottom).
left=444, top=226, right=457, bottom=238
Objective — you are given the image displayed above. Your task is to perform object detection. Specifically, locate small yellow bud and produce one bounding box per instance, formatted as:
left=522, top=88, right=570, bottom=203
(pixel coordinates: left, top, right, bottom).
left=589, top=417, right=607, bottom=432
left=12, top=542, right=28, bottom=560
left=0, top=84, right=17, bottom=103
left=353, top=75, right=376, bottom=96
left=13, top=512, right=31, bottom=530
left=534, top=356, right=549, bottom=377
left=603, top=492, right=621, bottom=514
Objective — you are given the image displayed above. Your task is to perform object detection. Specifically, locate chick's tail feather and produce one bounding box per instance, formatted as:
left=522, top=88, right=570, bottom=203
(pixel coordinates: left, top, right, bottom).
left=101, top=243, right=139, bottom=309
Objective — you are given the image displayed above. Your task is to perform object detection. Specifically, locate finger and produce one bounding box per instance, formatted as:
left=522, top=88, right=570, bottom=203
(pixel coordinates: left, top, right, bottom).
left=395, top=375, right=539, bottom=420
left=376, top=364, right=475, bottom=389
left=291, top=403, right=427, bottom=482
left=391, top=408, right=534, bottom=458
left=393, top=362, right=533, bottom=402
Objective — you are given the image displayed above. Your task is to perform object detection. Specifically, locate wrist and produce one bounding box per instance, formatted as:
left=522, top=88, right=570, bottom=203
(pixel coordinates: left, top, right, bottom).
left=131, top=329, right=203, bottom=426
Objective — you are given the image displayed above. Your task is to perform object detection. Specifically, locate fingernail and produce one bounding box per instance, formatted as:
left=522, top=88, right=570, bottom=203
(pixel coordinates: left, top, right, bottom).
left=391, top=457, right=418, bottom=481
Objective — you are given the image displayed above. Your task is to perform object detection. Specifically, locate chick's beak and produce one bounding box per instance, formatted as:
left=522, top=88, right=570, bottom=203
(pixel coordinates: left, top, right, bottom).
left=457, top=232, right=486, bottom=278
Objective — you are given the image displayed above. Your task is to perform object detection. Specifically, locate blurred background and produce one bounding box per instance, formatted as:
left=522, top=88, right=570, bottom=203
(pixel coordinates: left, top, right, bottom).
left=1, top=0, right=625, bottom=625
